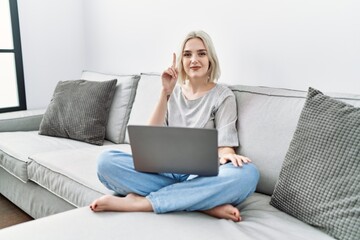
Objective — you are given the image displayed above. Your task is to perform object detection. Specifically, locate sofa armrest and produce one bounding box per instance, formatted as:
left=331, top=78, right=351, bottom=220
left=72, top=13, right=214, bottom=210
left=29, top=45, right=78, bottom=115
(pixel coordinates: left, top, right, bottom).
left=0, top=109, right=45, bottom=132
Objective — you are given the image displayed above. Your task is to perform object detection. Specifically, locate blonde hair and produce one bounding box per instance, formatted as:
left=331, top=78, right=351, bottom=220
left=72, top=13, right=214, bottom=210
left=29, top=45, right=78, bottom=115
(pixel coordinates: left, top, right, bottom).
left=177, top=30, right=221, bottom=84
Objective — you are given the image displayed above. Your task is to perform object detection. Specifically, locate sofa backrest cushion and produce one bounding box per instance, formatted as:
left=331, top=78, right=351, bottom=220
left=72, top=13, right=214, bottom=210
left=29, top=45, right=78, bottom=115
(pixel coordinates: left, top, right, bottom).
left=124, top=73, right=162, bottom=143
left=81, top=71, right=140, bottom=144
left=231, top=85, right=360, bottom=196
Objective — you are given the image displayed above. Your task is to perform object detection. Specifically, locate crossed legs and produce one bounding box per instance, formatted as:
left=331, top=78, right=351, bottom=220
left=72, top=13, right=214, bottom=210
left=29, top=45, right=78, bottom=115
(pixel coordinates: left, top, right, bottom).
left=90, top=150, right=259, bottom=222
left=90, top=193, right=241, bottom=221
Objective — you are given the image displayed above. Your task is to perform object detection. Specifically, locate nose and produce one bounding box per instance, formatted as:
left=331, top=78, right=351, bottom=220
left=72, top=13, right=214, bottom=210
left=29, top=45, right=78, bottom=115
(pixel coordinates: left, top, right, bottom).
left=190, top=55, right=198, bottom=63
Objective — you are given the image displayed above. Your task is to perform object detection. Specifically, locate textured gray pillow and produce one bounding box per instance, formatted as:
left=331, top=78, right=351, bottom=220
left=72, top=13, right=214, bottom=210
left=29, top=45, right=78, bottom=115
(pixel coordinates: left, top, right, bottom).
left=39, top=79, right=117, bottom=145
left=270, top=87, right=360, bottom=240
left=81, top=71, right=141, bottom=144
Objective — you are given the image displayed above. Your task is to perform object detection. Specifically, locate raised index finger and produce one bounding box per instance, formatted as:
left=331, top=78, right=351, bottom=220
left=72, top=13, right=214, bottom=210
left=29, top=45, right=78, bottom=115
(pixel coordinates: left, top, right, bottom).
left=172, top=53, right=176, bottom=68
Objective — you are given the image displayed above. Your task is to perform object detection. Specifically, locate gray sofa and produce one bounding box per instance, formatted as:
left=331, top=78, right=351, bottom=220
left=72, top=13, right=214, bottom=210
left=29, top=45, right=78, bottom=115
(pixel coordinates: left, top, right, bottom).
left=0, top=71, right=359, bottom=240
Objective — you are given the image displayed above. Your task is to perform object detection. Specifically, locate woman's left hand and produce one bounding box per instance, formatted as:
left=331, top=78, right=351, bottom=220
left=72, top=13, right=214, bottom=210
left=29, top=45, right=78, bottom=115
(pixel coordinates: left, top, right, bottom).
left=219, top=153, right=251, bottom=167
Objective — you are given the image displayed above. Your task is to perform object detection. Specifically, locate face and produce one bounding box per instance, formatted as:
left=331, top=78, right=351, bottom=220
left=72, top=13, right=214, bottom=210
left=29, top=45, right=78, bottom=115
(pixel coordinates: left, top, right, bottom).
left=182, top=38, right=210, bottom=81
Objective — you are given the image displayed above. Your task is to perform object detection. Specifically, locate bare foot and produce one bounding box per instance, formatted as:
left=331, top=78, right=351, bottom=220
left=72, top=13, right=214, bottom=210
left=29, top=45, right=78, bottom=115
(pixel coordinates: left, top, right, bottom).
left=90, top=193, right=153, bottom=212
left=202, top=204, right=241, bottom=222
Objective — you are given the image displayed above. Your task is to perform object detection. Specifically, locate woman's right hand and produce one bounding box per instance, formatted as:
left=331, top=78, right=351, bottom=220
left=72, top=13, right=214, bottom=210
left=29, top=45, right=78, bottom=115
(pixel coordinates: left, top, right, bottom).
left=161, top=53, right=178, bottom=96
left=148, top=53, right=178, bottom=125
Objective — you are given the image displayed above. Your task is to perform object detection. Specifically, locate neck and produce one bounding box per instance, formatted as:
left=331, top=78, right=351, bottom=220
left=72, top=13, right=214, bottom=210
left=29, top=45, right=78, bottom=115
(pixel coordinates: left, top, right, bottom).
left=182, top=79, right=215, bottom=100
left=186, top=77, right=211, bottom=94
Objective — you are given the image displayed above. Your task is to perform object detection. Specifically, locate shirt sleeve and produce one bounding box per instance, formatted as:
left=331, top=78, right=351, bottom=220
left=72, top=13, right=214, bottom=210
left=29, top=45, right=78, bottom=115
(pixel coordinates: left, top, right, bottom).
left=214, top=93, right=239, bottom=147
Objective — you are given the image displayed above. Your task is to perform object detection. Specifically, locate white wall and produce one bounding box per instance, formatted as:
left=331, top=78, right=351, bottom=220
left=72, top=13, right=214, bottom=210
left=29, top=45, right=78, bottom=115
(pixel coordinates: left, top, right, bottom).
left=18, top=0, right=85, bottom=109
left=84, top=0, right=360, bottom=94
left=19, top=0, right=360, bottom=109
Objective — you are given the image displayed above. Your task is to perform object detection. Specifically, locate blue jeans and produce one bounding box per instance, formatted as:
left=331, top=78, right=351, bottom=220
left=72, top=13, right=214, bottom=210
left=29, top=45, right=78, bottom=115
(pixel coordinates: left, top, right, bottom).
left=97, top=150, right=260, bottom=214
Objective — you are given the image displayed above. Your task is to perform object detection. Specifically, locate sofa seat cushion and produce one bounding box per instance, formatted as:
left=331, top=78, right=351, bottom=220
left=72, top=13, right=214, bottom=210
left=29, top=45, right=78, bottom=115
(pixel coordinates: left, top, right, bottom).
left=27, top=145, right=132, bottom=208
left=0, top=131, right=115, bottom=182
left=0, top=193, right=335, bottom=240
left=236, top=193, right=335, bottom=240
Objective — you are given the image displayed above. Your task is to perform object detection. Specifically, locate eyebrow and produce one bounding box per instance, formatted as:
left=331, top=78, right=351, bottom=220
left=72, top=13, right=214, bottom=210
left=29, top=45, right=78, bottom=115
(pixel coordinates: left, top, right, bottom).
left=183, top=49, right=207, bottom=53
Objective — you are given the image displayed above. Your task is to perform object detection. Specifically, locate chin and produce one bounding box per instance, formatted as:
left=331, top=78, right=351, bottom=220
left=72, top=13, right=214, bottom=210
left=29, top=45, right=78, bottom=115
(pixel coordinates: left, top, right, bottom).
left=188, top=73, right=207, bottom=80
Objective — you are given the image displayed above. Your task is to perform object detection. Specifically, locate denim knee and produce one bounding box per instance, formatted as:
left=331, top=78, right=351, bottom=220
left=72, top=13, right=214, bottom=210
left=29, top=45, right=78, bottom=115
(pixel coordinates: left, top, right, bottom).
left=96, top=150, right=115, bottom=177
left=240, top=163, right=260, bottom=202
left=222, top=163, right=260, bottom=204
left=222, top=162, right=259, bottom=182
left=243, top=163, right=260, bottom=191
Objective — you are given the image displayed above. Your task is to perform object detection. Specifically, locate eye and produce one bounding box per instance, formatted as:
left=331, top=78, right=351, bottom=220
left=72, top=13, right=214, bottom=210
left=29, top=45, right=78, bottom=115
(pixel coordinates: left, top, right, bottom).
left=198, top=51, right=207, bottom=57
left=183, top=52, right=191, bottom=57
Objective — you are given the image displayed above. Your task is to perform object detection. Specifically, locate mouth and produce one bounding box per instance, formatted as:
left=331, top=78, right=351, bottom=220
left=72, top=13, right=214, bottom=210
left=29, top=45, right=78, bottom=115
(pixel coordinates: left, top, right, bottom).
left=190, top=66, right=201, bottom=70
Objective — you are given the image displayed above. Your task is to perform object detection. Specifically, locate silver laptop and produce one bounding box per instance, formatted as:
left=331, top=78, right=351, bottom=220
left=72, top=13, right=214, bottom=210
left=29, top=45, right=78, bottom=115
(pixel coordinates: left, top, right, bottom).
left=127, top=125, right=219, bottom=176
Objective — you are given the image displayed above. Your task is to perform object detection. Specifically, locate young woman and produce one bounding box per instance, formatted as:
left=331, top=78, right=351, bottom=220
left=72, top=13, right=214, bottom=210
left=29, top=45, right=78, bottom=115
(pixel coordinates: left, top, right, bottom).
left=90, top=30, right=259, bottom=222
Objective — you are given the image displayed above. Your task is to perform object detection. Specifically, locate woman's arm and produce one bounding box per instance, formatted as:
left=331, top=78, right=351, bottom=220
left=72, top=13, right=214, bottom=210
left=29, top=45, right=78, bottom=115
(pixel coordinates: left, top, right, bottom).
left=148, top=89, right=170, bottom=126
left=148, top=53, right=178, bottom=126
left=218, top=146, right=251, bottom=167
